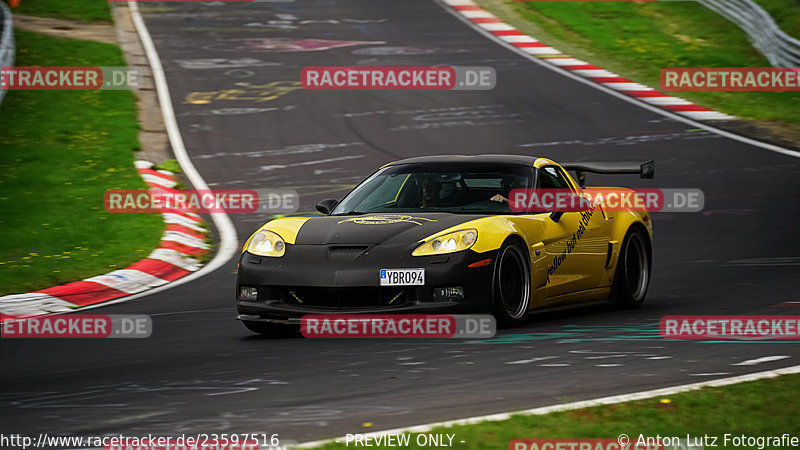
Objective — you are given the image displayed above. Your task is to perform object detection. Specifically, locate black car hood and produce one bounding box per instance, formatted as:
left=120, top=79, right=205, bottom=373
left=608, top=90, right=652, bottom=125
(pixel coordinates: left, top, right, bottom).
left=295, top=213, right=485, bottom=245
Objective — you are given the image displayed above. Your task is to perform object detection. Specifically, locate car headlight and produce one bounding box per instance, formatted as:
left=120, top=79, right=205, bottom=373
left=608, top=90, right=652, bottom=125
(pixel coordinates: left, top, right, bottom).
left=246, top=230, right=286, bottom=257
left=412, top=229, right=477, bottom=256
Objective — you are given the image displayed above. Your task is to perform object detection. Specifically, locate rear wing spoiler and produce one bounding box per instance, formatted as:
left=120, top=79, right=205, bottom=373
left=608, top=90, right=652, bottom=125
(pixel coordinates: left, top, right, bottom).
left=560, top=160, right=654, bottom=187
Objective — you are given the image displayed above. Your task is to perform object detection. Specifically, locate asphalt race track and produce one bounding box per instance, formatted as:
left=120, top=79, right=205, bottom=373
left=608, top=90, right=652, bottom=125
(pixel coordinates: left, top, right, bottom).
left=2, top=0, right=800, bottom=444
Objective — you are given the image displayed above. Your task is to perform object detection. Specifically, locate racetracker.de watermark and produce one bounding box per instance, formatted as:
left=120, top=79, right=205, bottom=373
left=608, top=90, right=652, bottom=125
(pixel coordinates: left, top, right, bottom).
left=508, top=188, right=703, bottom=213
left=104, top=189, right=299, bottom=214
left=660, top=67, right=800, bottom=91
left=301, top=66, right=496, bottom=90
left=301, top=314, right=496, bottom=338
left=660, top=315, right=800, bottom=340
left=1, top=314, right=152, bottom=339
left=0, top=67, right=141, bottom=90
left=510, top=438, right=699, bottom=450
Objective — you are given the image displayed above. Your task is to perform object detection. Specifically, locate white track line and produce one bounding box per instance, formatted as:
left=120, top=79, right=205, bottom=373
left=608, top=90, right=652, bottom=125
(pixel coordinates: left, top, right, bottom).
left=435, top=0, right=800, bottom=160
left=73, top=2, right=240, bottom=310
left=297, top=365, right=800, bottom=448
left=733, top=355, right=790, bottom=366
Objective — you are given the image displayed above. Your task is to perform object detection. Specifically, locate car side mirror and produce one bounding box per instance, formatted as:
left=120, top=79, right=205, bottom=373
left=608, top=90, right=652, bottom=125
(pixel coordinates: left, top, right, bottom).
left=316, top=198, right=339, bottom=215
left=548, top=194, right=591, bottom=223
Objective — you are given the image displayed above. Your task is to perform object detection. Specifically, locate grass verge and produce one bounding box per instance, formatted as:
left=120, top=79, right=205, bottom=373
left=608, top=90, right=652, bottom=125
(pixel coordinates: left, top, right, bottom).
left=0, top=29, right=163, bottom=295
left=153, top=158, right=182, bottom=174
left=474, top=0, right=800, bottom=142
left=4, top=0, right=112, bottom=23
left=314, top=373, right=800, bottom=449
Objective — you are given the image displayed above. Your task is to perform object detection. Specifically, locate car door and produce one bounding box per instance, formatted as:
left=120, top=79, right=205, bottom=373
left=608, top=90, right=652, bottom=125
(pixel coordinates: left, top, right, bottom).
left=538, top=165, right=612, bottom=300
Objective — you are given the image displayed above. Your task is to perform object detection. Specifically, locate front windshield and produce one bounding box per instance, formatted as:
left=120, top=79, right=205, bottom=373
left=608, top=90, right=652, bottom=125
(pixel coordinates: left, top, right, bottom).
left=331, top=163, right=536, bottom=215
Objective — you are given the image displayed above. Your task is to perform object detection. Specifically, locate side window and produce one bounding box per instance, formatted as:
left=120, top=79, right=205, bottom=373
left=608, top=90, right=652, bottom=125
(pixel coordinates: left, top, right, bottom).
left=537, top=166, right=573, bottom=190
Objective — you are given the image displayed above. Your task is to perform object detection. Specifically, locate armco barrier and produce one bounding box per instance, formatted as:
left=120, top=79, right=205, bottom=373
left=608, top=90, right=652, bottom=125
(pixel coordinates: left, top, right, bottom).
left=0, top=1, right=15, bottom=106
left=699, top=0, right=800, bottom=67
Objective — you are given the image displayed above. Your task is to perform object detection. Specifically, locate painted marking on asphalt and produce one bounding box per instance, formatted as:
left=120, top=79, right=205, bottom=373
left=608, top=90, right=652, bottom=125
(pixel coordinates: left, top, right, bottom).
left=196, top=142, right=364, bottom=160
left=774, top=301, right=800, bottom=307
left=174, top=58, right=282, bottom=70
left=180, top=106, right=294, bottom=117
left=185, top=81, right=302, bottom=105
left=569, top=350, right=640, bottom=354
left=733, top=356, right=790, bottom=366
left=261, top=155, right=366, bottom=171
left=505, top=356, right=558, bottom=365
left=518, top=131, right=719, bottom=148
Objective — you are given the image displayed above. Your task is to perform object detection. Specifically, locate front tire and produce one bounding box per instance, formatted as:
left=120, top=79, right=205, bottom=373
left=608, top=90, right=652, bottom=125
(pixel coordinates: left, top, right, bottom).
left=491, top=240, right=531, bottom=328
left=611, top=227, right=652, bottom=308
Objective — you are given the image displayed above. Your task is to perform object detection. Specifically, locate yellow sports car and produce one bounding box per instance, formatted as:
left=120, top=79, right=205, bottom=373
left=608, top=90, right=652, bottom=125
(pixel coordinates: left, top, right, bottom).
left=236, top=155, right=654, bottom=333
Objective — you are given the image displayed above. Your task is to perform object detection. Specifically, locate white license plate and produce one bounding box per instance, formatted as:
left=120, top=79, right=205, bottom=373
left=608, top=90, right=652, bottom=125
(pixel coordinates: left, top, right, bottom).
left=380, top=268, right=425, bottom=286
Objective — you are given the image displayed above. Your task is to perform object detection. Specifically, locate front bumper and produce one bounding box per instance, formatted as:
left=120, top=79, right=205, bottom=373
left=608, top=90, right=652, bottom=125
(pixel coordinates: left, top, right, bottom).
left=236, top=243, right=496, bottom=320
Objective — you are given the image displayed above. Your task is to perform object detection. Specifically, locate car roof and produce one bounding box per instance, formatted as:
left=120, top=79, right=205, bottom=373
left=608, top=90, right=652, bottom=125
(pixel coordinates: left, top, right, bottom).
left=387, top=154, right=541, bottom=167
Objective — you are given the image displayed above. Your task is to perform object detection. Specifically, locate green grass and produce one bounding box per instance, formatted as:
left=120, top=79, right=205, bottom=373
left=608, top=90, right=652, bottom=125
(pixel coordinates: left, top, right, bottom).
left=0, top=29, right=163, bottom=295
left=314, top=374, right=800, bottom=449
left=754, top=0, right=800, bottom=39
left=4, top=0, right=112, bottom=23
left=153, top=158, right=182, bottom=174
left=475, top=0, right=800, bottom=137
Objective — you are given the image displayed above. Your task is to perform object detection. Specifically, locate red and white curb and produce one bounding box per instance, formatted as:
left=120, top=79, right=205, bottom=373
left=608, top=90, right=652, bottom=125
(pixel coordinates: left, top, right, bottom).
left=445, top=0, right=735, bottom=121
left=0, top=161, right=209, bottom=322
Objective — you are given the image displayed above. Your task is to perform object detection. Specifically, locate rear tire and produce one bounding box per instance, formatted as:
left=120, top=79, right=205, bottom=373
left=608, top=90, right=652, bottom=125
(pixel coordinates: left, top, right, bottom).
left=491, top=240, right=531, bottom=328
left=611, top=227, right=651, bottom=308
